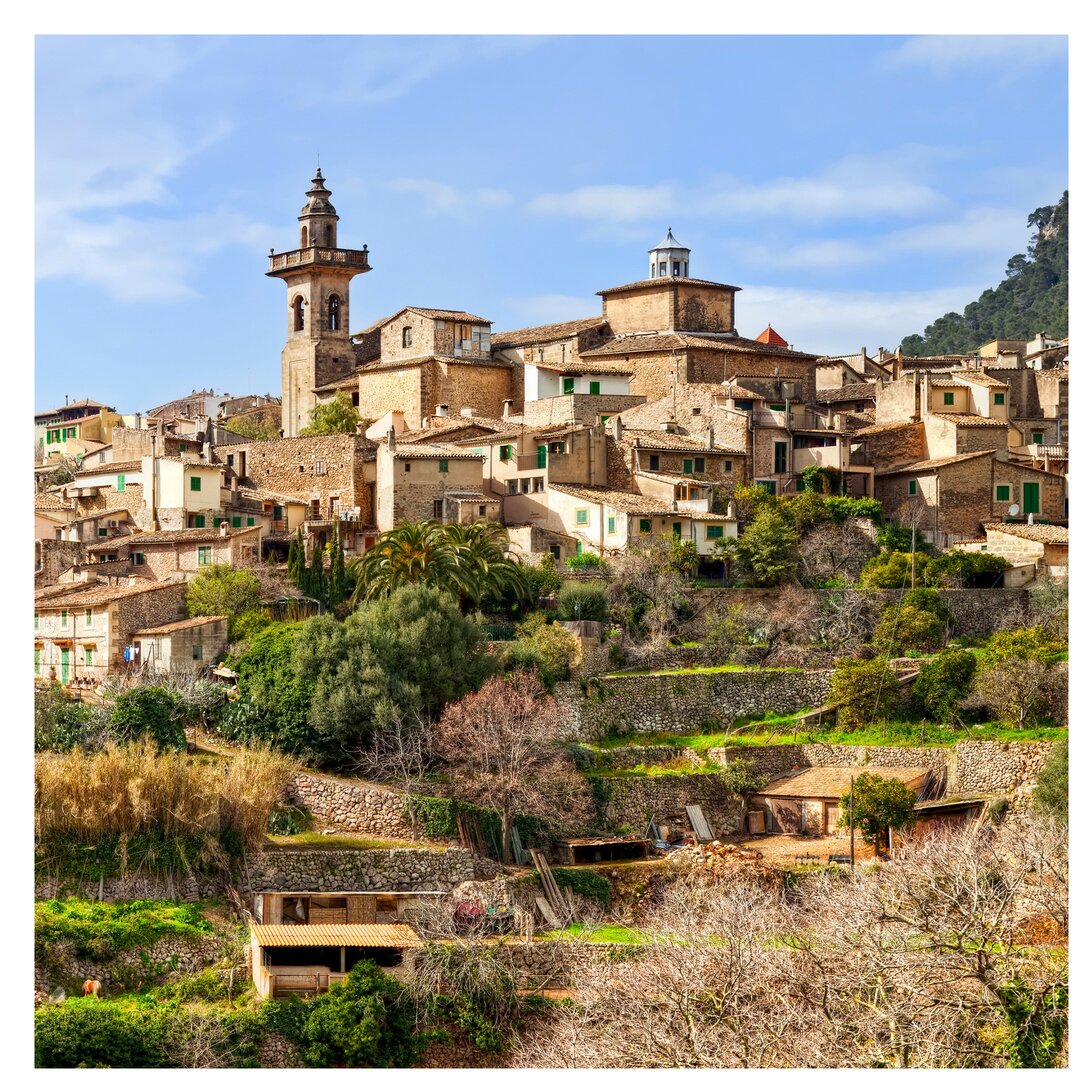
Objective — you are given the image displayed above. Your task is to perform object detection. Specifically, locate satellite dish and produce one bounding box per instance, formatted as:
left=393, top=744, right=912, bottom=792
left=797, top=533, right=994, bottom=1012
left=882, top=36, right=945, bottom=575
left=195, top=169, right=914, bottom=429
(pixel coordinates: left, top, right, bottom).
left=1008, top=503, right=1020, bottom=518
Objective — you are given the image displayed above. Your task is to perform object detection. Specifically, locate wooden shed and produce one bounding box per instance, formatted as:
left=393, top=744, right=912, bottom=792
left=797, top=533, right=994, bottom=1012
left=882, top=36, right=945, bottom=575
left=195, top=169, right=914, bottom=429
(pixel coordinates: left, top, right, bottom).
left=750, top=767, right=929, bottom=836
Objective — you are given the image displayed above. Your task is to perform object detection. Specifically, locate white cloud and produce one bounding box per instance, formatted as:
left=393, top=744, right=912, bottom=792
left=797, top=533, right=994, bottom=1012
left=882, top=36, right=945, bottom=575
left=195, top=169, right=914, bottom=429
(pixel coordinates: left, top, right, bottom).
left=736, top=283, right=982, bottom=356
left=883, top=35, right=1066, bottom=74
left=37, top=208, right=275, bottom=302
left=391, top=179, right=512, bottom=217
left=528, top=184, right=676, bottom=223
left=498, top=294, right=600, bottom=328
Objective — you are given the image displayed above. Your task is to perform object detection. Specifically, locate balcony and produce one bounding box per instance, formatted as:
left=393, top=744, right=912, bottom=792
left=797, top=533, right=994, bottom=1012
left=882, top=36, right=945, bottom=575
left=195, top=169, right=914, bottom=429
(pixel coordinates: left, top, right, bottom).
left=267, top=247, right=370, bottom=275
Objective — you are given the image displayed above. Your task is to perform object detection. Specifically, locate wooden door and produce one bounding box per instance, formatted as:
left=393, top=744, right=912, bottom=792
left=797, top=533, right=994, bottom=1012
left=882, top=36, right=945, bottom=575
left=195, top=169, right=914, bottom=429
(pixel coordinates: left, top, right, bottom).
left=826, top=804, right=841, bottom=835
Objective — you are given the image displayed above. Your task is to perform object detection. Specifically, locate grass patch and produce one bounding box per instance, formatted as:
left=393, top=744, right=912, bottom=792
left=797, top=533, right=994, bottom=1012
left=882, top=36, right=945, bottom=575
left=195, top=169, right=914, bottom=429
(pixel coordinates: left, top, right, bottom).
left=605, top=664, right=801, bottom=678
left=538, top=922, right=653, bottom=944
left=263, top=832, right=431, bottom=850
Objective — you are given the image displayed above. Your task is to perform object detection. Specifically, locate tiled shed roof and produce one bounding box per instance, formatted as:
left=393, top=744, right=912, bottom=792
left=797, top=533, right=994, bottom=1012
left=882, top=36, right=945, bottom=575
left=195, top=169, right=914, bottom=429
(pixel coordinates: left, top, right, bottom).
left=983, top=523, right=1068, bottom=545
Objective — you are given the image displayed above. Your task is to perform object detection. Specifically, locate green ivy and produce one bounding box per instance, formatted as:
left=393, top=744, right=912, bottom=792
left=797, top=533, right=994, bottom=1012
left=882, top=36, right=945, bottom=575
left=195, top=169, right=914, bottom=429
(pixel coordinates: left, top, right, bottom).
left=407, top=795, right=552, bottom=847
left=534, top=867, right=612, bottom=908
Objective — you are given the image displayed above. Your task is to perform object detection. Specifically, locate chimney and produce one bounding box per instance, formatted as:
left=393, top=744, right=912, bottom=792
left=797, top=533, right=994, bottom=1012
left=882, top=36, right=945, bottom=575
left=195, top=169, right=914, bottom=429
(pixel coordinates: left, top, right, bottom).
left=706, top=425, right=715, bottom=449
left=230, top=476, right=238, bottom=493
left=727, top=501, right=736, bottom=519
left=387, top=426, right=396, bottom=451
left=502, top=399, right=513, bottom=420
left=435, top=403, right=449, bottom=417
left=461, top=407, right=475, bottom=417
left=611, top=415, right=623, bottom=439
left=220, top=521, right=229, bottom=537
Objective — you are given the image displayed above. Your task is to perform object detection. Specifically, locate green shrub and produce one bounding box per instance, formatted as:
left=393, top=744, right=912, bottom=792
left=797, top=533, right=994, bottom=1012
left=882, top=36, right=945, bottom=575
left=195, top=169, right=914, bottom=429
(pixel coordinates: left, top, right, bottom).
left=35, top=998, right=171, bottom=1068
left=261, top=960, right=420, bottom=1067
left=557, top=580, right=609, bottom=621
left=521, top=553, right=561, bottom=604
left=860, top=551, right=933, bottom=589
left=911, top=649, right=978, bottom=725
left=108, top=687, right=187, bottom=751
left=873, top=589, right=951, bottom=653
left=408, top=795, right=550, bottom=847
left=931, top=549, right=1010, bottom=588
left=541, top=867, right=612, bottom=909
left=34, top=682, right=108, bottom=752
left=829, top=657, right=901, bottom=731
left=566, top=551, right=604, bottom=569
left=877, top=522, right=934, bottom=554
left=1032, top=741, right=1067, bottom=825
left=267, top=804, right=313, bottom=836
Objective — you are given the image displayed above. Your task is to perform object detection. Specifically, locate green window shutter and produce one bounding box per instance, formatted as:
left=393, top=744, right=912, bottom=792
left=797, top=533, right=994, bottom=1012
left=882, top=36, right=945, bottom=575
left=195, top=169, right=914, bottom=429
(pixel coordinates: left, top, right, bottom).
left=575, top=509, right=588, bottom=525
left=1032, top=432, right=1043, bottom=444
left=672, top=522, right=682, bottom=538
left=563, top=377, right=575, bottom=394
left=232, top=516, right=241, bottom=527
left=943, top=392, right=954, bottom=405
left=190, top=476, right=201, bottom=492
left=84, top=647, right=93, bottom=668
left=60, top=648, right=70, bottom=684
left=438, top=459, right=449, bottom=473
left=600, top=415, right=610, bottom=424
left=995, top=485, right=1010, bottom=502
left=589, top=381, right=600, bottom=395
left=639, top=519, right=652, bottom=533
left=773, top=442, right=787, bottom=474
left=908, top=479, right=917, bottom=495
left=98, top=528, right=107, bottom=537
left=133, top=552, right=145, bottom=565
left=247, top=517, right=255, bottom=526
left=34, top=613, right=39, bottom=629
left=706, top=525, right=723, bottom=539
left=273, top=505, right=283, bottom=521
left=34, top=648, right=40, bottom=676
left=60, top=610, right=68, bottom=628
left=796, top=477, right=806, bottom=492
left=683, top=459, right=693, bottom=474
left=198, top=546, right=211, bottom=566
left=194, top=514, right=205, bottom=528
left=1022, top=483, right=1040, bottom=515
left=116, top=475, right=125, bottom=492
left=536, top=444, right=547, bottom=469
left=85, top=609, right=92, bottom=627
left=994, top=392, right=1005, bottom=405
left=576, top=541, right=583, bottom=555
left=607, top=515, right=615, bottom=534
left=61, top=428, right=67, bottom=441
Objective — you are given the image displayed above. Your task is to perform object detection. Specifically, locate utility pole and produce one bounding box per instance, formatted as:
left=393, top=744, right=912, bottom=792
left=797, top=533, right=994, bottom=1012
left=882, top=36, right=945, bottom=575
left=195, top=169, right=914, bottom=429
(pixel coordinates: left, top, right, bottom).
left=849, top=774, right=856, bottom=874
left=910, top=506, right=917, bottom=591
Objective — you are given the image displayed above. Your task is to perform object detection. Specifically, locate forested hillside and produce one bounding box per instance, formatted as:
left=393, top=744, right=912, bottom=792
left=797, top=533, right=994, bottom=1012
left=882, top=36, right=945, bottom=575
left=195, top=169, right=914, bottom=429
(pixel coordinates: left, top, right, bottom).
left=901, top=191, right=1068, bottom=356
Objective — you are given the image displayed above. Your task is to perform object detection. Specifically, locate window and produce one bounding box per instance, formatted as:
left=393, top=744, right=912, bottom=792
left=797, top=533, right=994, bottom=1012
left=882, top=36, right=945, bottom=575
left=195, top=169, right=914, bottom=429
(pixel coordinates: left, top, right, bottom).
left=549, top=441, right=565, bottom=454
left=773, top=442, right=788, bottom=474
left=649, top=454, right=660, bottom=471
left=1022, top=482, right=1040, bottom=515
left=190, top=476, right=201, bottom=492
left=589, top=381, right=600, bottom=395
left=639, top=519, right=652, bottom=533
left=478, top=504, right=486, bottom=517
left=535, top=478, right=544, bottom=492
left=507, top=479, right=519, bottom=495
left=994, top=392, right=1005, bottom=405
left=706, top=525, right=724, bottom=540
left=116, top=475, right=125, bottom=492
left=672, top=522, right=682, bottom=539
left=943, top=392, right=954, bottom=405
left=521, top=479, right=532, bottom=494
left=724, top=460, right=733, bottom=473
left=600, top=415, right=610, bottom=424
left=34, top=648, right=40, bottom=676
left=273, top=505, right=283, bottom=521
left=194, top=514, right=205, bottom=528
left=84, top=609, right=92, bottom=627
left=536, top=444, right=547, bottom=469
left=192, top=643, right=203, bottom=661
left=672, top=262, right=681, bottom=277
left=757, top=480, right=777, bottom=495
left=197, top=546, right=211, bottom=566
left=213, top=518, right=221, bottom=527
left=227, top=454, right=234, bottom=468
left=247, top=517, right=255, bottom=526
left=34, top=613, right=38, bottom=629
left=438, top=458, right=449, bottom=473
left=68, top=427, right=76, bottom=437
left=995, top=485, right=1011, bottom=501
left=1032, top=431, right=1044, bottom=445
left=293, top=295, right=305, bottom=331
left=404, top=462, right=411, bottom=472
left=607, top=515, right=616, bottom=534
left=575, top=508, right=589, bottom=525
left=694, top=457, right=705, bottom=473
left=658, top=261, right=667, bottom=275
left=314, top=460, right=326, bottom=476
left=133, top=552, right=145, bottom=565
left=402, top=326, right=412, bottom=348
left=683, top=459, right=694, bottom=474
left=576, top=541, right=583, bottom=556
left=98, top=528, right=108, bottom=537
left=328, top=295, right=340, bottom=331
left=232, top=516, right=241, bottom=528
left=60, top=610, right=68, bottom=628
left=550, top=544, right=561, bottom=560
left=499, top=444, right=513, bottom=461
left=908, top=479, right=917, bottom=495
left=563, top=377, right=575, bottom=394
left=84, top=647, right=93, bottom=669
left=433, top=499, right=444, bottom=518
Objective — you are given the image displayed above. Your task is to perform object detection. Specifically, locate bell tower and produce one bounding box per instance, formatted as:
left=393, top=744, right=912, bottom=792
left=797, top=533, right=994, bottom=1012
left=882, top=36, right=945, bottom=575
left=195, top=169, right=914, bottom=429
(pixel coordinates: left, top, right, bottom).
left=267, top=168, right=371, bottom=437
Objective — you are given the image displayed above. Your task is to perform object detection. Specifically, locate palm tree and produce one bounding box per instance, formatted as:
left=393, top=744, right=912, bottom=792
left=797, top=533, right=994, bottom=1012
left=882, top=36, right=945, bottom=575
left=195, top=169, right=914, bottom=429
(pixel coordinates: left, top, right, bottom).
left=350, top=519, right=527, bottom=607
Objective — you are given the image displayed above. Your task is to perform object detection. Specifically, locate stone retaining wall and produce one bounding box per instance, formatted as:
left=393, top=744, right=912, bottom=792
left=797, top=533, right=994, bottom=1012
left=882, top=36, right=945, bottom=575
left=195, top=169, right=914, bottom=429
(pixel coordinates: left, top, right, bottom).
left=952, top=739, right=1056, bottom=798
left=285, top=773, right=413, bottom=839
left=245, top=847, right=499, bottom=894
left=35, top=872, right=223, bottom=902
left=560, top=669, right=834, bottom=742
left=591, top=773, right=745, bottom=834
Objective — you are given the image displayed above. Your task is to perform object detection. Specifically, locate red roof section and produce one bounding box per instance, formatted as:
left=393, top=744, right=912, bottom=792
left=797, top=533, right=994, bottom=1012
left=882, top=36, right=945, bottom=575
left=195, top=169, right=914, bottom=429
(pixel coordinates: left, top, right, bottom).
left=755, top=324, right=789, bottom=347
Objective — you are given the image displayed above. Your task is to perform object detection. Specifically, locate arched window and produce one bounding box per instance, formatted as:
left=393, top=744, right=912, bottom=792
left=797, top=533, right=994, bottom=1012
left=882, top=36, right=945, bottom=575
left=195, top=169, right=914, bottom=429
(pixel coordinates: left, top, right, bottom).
left=328, top=295, right=340, bottom=332
left=301, top=225, right=308, bottom=247
left=293, top=296, right=305, bottom=331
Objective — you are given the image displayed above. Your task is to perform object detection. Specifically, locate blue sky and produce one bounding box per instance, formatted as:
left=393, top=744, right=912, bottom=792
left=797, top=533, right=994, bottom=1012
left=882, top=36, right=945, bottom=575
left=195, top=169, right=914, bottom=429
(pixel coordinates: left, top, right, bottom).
left=35, top=34, right=1067, bottom=414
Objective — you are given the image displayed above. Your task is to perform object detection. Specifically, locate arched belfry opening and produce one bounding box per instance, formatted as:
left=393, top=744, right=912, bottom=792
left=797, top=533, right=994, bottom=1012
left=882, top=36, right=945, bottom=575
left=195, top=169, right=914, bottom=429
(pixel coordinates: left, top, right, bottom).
left=328, top=295, right=341, bottom=332
left=293, top=295, right=306, bottom=331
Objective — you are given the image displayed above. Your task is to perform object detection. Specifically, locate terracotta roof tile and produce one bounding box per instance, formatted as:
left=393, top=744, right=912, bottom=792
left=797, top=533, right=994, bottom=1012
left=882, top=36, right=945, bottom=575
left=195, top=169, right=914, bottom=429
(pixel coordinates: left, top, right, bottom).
left=547, top=484, right=680, bottom=516
left=35, top=579, right=181, bottom=611
left=815, top=384, right=878, bottom=403
left=134, top=615, right=228, bottom=635
left=596, top=277, right=742, bottom=296
left=935, top=414, right=1007, bottom=427
left=76, top=459, right=142, bottom=476
left=579, top=331, right=818, bottom=361
left=982, top=523, right=1068, bottom=545
left=491, top=316, right=607, bottom=349
left=875, top=450, right=996, bottom=476
left=759, top=766, right=927, bottom=799
left=392, top=443, right=484, bottom=461
left=628, top=432, right=744, bottom=454
left=88, top=526, right=261, bottom=552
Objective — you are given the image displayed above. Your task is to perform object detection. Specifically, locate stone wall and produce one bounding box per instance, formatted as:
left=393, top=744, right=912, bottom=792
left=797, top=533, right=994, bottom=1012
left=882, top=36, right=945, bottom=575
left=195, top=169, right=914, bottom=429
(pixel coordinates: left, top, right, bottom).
left=36, top=539, right=85, bottom=585
left=560, top=669, right=834, bottom=742
left=591, top=773, right=745, bottom=835
left=952, top=739, right=1056, bottom=798
left=523, top=393, right=645, bottom=428
left=285, top=772, right=413, bottom=839
left=245, top=847, right=498, bottom=894
left=35, top=871, right=223, bottom=902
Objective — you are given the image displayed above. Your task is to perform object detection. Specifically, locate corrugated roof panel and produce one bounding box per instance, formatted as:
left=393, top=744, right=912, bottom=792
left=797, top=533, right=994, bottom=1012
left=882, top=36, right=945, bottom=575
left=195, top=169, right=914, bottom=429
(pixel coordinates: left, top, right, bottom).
left=251, top=923, right=422, bottom=948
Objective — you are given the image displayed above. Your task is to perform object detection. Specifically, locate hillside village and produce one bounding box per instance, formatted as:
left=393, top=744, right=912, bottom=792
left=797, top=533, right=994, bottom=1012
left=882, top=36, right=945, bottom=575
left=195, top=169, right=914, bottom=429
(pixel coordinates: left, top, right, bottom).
left=33, top=171, right=1068, bottom=1068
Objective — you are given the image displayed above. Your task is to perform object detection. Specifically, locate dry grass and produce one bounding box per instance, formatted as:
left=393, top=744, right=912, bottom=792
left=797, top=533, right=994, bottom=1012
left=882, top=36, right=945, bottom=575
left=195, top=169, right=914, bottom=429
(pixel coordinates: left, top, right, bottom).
left=35, top=739, right=295, bottom=852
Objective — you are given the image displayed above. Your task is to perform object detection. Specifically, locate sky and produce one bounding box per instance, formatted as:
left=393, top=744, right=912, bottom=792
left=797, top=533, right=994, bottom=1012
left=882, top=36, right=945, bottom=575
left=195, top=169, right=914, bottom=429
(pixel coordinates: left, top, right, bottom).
left=34, top=33, right=1068, bottom=414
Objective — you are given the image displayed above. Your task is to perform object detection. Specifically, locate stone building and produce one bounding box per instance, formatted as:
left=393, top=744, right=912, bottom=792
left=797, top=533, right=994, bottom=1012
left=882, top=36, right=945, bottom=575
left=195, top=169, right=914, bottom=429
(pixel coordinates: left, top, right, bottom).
left=34, top=579, right=187, bottom=684
left=958, top=522, right=1068, bottom=578
left=86, top=524, right=262, bottom=581
left=133, top=615, right=229, bottom=676
left=268, top=169, right=372, bottom=437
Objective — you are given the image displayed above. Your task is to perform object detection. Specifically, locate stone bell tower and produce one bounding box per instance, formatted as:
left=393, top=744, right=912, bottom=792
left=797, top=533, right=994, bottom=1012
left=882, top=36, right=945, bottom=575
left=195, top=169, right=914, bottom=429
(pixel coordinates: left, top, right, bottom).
left=267, top=168, right=371, bottom=437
